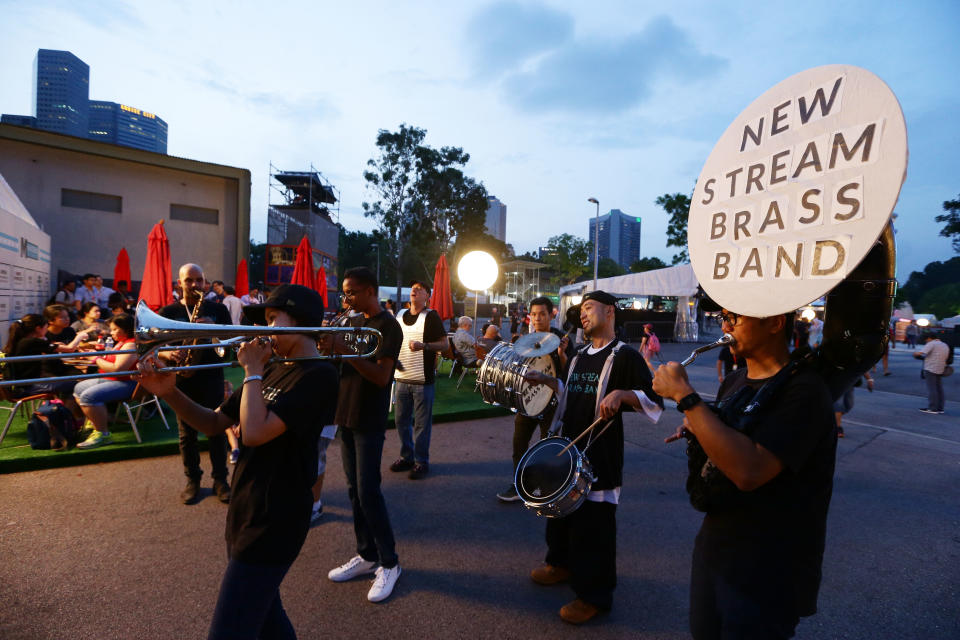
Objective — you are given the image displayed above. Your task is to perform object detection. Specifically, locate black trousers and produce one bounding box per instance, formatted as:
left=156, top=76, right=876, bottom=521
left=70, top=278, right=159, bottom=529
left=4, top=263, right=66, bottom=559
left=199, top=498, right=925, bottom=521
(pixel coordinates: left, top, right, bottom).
left=690, top=539, right=800, bottom=640
left=545, top=500, right=617, bottom=610
left=340, top=428, right=398, bottom=568
left=512, top=412, right=551, bottom=470
left=178, top=379, right=228, bottom=482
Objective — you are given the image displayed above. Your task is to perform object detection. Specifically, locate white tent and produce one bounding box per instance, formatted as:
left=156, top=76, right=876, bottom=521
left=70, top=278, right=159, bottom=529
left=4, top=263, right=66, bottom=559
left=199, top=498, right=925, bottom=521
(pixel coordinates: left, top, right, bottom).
left=558, top=264, right=701, bottom=341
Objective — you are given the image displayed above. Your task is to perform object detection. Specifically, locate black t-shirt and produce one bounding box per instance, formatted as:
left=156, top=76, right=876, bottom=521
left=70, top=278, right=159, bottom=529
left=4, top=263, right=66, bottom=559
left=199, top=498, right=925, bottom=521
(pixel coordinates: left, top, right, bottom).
left=9, top=337, right=58, bottom=382
left=697, top=366, right=836, bottom=616
left=219, top=360, right=339, bottom=565
left=716, top=344, right=745, bottom=378
left=560, top=341, right=658, bottom=490
left=399, top=308, right=445, bottom=385
left=335, top=311, right=403, bottom=431
left=47, top=326, right=77, bottom=346
left=159, top=300, right=232, bottom=397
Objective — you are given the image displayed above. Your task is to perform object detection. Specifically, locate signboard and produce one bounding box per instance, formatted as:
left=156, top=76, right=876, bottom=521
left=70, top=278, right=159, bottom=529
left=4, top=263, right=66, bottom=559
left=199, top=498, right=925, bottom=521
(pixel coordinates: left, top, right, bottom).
left=688, top=65, right=907, bottom=317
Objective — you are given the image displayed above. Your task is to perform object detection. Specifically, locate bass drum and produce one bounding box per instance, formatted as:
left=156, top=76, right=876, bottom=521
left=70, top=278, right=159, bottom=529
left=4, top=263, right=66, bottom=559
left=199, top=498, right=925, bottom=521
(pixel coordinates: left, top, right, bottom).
left=476, top=342, right=556, bottom=417
left=515, top=437, right=594, bottom=518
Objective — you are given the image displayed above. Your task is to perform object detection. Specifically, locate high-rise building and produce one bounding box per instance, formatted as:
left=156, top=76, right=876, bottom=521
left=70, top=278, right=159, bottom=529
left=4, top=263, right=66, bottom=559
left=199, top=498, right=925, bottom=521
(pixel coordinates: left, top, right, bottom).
left=89, top=100, right=168, bottom=153
left=485, top=196, right=507, bottom=242
left=33, top=49, right=90, bottom=137
left=588, top=208, right=642, bottom=269
left=1, top=49, right=168, bottom=154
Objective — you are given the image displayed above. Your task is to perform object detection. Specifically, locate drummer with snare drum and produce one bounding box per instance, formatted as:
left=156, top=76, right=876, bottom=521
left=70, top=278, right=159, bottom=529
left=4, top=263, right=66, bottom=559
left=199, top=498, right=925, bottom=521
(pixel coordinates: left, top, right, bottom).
left=496, top=296, right=574, bottom=503
left=522, top=290, right=663, bottom=625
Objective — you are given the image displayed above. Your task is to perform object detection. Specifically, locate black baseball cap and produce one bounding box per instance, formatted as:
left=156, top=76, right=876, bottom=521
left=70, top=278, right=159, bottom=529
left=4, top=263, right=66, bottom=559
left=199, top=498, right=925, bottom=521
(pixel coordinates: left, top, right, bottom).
left=582, top=290, right=621, bottom=306
left=243, top=284, right=325, bottom=326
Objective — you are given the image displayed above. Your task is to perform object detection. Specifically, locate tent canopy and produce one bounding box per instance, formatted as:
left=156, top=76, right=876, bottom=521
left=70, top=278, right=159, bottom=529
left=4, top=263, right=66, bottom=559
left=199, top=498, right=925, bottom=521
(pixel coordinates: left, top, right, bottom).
left=559, top=264, right=699, bottom=298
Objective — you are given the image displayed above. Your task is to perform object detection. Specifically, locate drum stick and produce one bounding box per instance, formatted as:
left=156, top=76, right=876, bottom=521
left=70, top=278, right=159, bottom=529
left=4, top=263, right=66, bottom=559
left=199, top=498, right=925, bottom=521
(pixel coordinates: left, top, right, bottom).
left=556, top=416, right=609, bottom=456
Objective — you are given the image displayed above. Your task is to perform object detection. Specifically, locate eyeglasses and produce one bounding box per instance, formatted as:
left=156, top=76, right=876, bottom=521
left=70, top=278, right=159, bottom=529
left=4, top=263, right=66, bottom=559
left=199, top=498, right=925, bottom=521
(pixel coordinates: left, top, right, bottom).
left=719, top=311, right=741, bottom=327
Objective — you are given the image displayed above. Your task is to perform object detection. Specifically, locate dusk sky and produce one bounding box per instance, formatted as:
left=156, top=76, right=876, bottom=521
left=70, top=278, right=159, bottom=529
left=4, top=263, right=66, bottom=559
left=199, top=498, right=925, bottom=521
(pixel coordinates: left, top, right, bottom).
left=2, top=0, right=957, bottom=280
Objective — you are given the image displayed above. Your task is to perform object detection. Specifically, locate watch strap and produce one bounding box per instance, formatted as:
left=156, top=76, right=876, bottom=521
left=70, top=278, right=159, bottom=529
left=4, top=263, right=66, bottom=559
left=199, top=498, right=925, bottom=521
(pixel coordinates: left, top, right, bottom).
left=677, top=392, right=702, bottom=413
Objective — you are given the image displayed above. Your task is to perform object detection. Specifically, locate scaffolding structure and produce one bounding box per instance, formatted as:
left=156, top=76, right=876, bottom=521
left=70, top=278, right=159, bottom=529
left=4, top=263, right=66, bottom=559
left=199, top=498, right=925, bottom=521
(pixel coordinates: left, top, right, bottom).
left=501, top=259, right=544, bottom=304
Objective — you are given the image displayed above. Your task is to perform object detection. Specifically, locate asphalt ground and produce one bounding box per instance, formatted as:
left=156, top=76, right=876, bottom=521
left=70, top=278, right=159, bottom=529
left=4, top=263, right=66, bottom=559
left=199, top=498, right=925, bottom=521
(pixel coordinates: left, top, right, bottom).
left=0, top=341, right=957, bottom=639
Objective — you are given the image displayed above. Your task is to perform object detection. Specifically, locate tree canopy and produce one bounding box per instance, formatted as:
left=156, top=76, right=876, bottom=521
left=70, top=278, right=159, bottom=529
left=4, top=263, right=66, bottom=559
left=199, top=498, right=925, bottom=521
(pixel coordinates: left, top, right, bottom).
left=542, top=234, right=590, bottom=285
left=656, top=192, right=692, bottom=264
left=630, top=256, right=667, bottom=273
left=935, top=194, right=960, bottom=253
left=897, top=256, right=960, bottom=318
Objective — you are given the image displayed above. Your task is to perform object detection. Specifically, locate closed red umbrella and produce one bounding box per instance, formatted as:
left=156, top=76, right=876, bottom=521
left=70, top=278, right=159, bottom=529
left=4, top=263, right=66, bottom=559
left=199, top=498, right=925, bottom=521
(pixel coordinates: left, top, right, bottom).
left=235, top=259, right=249, bottom=298
left=430, top=253, right=454, bottom=321
left=291, top=236, right=316, bottom=289
left=138, top=220, right=173, bottom=311
left=113, top=248, right=131, bottom=289
left=315, top=266, right=328, bottom=304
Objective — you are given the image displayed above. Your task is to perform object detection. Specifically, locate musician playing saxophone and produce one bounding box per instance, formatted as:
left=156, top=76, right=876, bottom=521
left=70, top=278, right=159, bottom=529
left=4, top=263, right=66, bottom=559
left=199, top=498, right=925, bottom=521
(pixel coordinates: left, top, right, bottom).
left=652, top=310, right=836, bottom=640
left=159, top=263, right=233, bottom=505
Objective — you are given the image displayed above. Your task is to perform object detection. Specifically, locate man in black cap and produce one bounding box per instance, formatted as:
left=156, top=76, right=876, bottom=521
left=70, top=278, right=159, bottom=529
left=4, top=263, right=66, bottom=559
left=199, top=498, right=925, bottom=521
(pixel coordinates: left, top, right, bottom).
left=523, top=290, right=662, bottom=624
left=139, top=283, right=338, bottom=639
left=159, top=263, right=232, bottom=505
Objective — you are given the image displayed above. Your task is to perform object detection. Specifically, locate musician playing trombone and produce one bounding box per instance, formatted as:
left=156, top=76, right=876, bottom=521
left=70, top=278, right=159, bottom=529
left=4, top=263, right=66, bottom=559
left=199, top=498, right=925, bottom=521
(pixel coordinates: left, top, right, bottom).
left=138, top=284, right=339, bottom=640
left=652, top=310, right=836, bottom=640
left=522, top=290, right=662, bottom=624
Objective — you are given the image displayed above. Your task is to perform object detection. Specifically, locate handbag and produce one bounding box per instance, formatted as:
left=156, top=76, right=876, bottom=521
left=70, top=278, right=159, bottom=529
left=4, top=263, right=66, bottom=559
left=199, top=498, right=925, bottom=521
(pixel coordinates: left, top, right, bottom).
left=943, top=366, right=954, bottom=377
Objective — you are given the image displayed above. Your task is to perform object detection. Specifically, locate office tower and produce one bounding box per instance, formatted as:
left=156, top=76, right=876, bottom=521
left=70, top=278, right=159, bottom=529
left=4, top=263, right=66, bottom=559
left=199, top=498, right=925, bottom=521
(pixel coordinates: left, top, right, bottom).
left=588, top=208, right=642, bottom=269
left=89, top=100, right=168, bottom=153
left=33, top=49, right=90, bottom=137
left=485, top=196, right=507, bottom=242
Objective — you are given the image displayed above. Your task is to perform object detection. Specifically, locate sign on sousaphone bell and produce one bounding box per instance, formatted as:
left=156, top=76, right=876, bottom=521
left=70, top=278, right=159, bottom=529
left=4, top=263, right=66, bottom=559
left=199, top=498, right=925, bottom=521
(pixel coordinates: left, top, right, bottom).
left=688, top=65, right=908, bottom=317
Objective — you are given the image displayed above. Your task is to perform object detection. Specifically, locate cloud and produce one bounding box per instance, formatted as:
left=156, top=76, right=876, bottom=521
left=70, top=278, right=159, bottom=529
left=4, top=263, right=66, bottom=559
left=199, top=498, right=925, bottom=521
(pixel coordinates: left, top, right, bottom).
left=502, top=15, right=725, bottom=114
left=464, top=1, right=574, bottom=78
left=198, top=73, right=340, bottom=121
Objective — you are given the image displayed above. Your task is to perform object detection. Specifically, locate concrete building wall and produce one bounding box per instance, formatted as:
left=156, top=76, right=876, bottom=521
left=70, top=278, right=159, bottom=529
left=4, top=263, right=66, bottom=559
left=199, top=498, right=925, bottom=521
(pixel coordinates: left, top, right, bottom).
left=0, top=125, right=250, bottom=289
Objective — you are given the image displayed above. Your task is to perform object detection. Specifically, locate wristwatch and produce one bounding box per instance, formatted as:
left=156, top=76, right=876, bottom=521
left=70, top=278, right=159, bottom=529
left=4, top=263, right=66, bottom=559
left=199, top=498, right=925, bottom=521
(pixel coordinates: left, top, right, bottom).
left=676, top=392, right=702, bottom=413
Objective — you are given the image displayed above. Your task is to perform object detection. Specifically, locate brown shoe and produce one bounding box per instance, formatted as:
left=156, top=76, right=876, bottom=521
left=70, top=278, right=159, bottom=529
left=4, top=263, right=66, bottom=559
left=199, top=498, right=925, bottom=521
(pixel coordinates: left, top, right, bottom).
left=213, top=480, right=231, bottom=504
left=560, top=599, right=600, bottom=625
left=530, top=564, right=570, bottom=585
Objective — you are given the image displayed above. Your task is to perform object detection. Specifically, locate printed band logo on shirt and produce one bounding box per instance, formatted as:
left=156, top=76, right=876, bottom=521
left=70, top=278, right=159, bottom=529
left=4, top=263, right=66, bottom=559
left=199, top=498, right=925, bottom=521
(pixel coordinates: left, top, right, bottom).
left=262, top=386, right=280, bottom=403
left=567, top=371, right=599, bottom=395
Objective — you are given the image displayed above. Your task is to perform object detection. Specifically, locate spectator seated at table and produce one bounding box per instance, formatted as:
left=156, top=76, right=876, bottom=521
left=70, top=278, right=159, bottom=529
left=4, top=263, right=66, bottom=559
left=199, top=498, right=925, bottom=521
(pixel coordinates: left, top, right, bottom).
left=477, top=323, right=502, bottom=352
left=2, top=314, right=87, bottom=421
left=45, top=304, right=83, bottom=349
left=72, top=313, right=139, bottom=449
left=240, top=286, right=263, bottom=306
left=107, top=292, right=130, bottom=316
left=114, top=280, right=135, bottom=306
left=71, top=302, right=107, bottom=344
left=452, top=316, right=478, bottom=365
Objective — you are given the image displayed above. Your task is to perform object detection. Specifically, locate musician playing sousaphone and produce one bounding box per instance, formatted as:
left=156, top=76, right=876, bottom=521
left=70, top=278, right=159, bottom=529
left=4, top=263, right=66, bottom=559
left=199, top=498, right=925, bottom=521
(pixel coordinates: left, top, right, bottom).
left=522, top=290, right=663, bottom=624
left=652, top=64, right=907, bottom=639
left=159, top=263, right=233, bottom=505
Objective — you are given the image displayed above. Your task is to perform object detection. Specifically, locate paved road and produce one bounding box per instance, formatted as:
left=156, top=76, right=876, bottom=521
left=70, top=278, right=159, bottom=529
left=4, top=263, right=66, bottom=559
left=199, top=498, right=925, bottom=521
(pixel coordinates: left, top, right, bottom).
left=0, top=342, right=957, bottom=639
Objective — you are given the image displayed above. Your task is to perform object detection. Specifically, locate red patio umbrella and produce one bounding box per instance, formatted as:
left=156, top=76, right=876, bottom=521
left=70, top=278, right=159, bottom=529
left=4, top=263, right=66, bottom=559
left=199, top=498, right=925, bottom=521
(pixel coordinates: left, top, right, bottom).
left=430, top=254, right=454, bottom=321
left=235, top=259, right=249, bottom=298
left=315, top=266, right=328, bottom=305
left=113, top=248, right=131, bottom=288
left=290, top=236, right=316, bottom=290
left=138, top=220, right=173, bottom=311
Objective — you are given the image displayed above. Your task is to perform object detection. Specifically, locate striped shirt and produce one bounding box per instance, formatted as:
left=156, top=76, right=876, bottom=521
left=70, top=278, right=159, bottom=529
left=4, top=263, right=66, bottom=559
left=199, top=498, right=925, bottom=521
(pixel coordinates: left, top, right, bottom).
left=919, top=339, right=950, bottom=375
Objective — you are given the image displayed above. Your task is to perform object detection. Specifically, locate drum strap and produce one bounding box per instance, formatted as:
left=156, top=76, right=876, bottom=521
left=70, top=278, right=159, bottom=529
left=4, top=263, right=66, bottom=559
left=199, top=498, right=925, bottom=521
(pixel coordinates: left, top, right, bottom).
left=548, top=340, right=627, bottom=437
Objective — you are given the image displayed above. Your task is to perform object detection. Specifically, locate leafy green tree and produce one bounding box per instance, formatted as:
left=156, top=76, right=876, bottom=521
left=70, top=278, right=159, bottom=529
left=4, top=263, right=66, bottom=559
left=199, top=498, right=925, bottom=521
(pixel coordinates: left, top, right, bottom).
left=592, top=257, right=626, bottom=278
left=630, top=256, right=667, bottom=273
left=935, top=194, right=960, bottom=252
left=543, top=234, right=590, bottom=285
left=917, top=283, right=960, bottom=319
left=657, top=192, right=692, bottom=264
left=897, top=256, right=960, bottom=312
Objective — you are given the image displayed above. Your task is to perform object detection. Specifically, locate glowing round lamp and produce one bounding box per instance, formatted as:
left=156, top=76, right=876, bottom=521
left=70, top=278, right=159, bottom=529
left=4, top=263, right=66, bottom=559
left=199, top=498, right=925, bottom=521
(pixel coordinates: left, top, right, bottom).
left=458, top=251, right=498, bottom=291
left=571, top=295, right=583, bottom=305
left=801, top=308, right=816, bottom=321
left=916, top=318, right=930, bottom=327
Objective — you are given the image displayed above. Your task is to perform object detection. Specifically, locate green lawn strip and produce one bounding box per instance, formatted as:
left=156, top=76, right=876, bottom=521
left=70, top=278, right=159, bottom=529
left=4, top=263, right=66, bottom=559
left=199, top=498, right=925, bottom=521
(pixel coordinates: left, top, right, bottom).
left=0, top=366, right=508, bottom=473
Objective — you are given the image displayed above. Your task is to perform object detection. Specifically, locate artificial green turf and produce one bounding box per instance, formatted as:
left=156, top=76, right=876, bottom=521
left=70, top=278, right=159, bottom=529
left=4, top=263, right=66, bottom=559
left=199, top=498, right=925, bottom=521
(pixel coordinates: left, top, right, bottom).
left=0, top=363, right=508, bottom=474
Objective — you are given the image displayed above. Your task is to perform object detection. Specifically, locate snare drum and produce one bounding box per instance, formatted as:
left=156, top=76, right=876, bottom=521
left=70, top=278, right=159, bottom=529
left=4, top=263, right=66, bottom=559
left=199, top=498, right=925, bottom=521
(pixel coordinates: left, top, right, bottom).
left=476, top=342, right=556, bottom=417
left=514, top=437, right=594, bottom=518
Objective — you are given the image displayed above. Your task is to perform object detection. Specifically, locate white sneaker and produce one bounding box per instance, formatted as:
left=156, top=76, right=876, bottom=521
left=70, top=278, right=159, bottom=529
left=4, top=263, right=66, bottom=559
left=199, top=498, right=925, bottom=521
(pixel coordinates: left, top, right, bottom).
left=367, top=565, right=401, bottom=603
left=328, top=555, right=377, bottom=582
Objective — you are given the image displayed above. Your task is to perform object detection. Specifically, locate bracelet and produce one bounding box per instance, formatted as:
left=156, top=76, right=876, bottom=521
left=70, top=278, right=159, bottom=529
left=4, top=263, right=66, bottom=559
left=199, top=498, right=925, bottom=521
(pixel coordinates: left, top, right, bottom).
left=242, top=375, right=263, bottom=385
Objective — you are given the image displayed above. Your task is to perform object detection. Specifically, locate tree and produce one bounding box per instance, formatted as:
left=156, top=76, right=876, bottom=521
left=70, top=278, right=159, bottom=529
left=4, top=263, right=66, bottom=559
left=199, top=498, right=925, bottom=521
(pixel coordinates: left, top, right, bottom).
left=657, top=192, right=692, bottom=264
left=897, top=256, right=960, bottom=314
left=542, top=234, right=590, bottom=285
left=362, top=124, right=488, bottom=301
left=247, top=240, right=266, bottom=286
left=594, top=257, right=626, bottom=278
left=935, top=194, right=960, bottom=252
left=630, top=256, right=667, bottom=273
left=917, top=283, right=960, bottom=319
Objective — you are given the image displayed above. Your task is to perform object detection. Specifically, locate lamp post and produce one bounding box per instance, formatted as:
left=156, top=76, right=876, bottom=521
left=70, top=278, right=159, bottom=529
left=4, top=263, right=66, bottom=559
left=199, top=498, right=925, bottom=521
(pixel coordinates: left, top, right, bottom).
left=371, top=243, right=380, bottom=283
left=588, top=197, right=600, bottom=289
left=457, top=250, right=499, bottom=338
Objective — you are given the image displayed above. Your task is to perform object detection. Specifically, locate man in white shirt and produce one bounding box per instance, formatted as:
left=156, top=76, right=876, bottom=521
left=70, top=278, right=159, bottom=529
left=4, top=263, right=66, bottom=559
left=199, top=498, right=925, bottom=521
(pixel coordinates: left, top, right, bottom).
left=240, top=287, right=263, bottom=306
left=95, top=275, right=115, bottom=308
left=221, top=285, right=244, bottom=325
left=452, top=316, right=477, bottom=366
left=914, top=333, right=951, bottom=414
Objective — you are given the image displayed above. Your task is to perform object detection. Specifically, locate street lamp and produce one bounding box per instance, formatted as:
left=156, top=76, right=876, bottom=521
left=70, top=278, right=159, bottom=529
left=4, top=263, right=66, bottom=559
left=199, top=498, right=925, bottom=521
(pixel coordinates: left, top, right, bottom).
left=457, top=250, right=499, bottom=337
left=371, top=243, right=380, bottom=283
left=588, top=197, right=600, bottom=289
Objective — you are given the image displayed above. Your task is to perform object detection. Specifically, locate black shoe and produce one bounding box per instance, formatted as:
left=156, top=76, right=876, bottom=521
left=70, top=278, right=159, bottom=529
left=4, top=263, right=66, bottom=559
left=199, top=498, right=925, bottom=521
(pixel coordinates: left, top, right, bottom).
left=213, top=480, right=231, bottom=504
left=408, top=463, right=429, bottom=479
left=180, top=478, right=200, bottom=505
left=497, top=485, right=521, bottom=503
left=390, top=458, right=414, bottom=472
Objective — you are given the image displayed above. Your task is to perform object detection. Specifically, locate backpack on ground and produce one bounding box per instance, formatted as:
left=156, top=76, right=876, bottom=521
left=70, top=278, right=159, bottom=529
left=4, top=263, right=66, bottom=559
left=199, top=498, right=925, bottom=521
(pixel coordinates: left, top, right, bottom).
left=27, top=399, right=80, bottom=450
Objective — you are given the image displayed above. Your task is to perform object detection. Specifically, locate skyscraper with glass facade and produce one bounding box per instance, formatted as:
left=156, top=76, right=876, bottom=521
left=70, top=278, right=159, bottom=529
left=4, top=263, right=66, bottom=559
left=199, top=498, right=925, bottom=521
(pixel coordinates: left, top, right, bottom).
left=32, top=49, right=90, bottom=137
left=588, top=208, right=642, bottom=269
left=89, top=101, right=168, bottom=153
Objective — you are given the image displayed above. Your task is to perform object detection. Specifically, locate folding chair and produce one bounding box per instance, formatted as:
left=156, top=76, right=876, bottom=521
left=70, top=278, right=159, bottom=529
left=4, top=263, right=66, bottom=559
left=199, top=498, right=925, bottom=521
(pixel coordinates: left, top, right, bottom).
left=455, top=342, right=485, bottom=390
left=112, top=382, right=170, bottom=444
left=0, top=385, right=56, bottom=446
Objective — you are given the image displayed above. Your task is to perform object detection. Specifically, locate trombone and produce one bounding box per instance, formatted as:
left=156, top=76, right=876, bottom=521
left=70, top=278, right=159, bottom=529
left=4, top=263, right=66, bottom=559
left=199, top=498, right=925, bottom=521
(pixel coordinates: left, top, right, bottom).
left=0, top=301, right=382, bottom=387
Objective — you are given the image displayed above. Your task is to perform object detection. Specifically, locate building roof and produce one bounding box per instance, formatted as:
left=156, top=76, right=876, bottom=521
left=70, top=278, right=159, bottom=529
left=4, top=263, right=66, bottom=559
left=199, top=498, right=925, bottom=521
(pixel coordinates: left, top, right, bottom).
left=0, top=123, right=249, bottom=181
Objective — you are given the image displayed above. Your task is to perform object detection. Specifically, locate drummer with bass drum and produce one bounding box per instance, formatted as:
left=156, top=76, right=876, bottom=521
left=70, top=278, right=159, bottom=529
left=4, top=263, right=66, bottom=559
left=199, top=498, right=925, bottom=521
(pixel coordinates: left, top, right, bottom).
left=522, top=290, right=662, bottom=625
left=497, top=296, right=574, bottom=503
